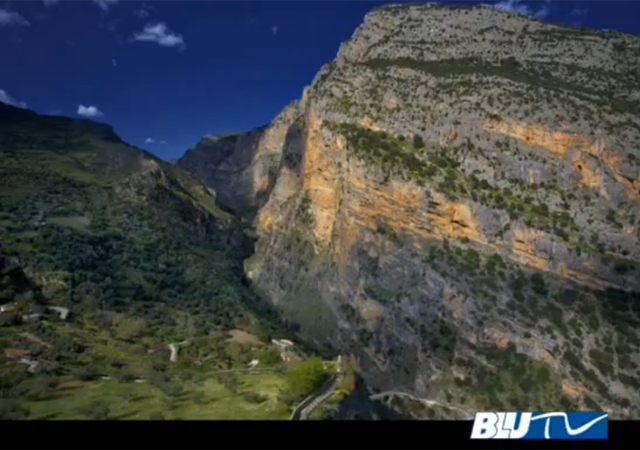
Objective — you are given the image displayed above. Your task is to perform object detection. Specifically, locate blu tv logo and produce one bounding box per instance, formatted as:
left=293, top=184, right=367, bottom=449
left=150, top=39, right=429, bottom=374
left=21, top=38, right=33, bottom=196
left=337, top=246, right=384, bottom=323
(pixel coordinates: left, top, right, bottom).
left=470, top=412, right=608, bottom=440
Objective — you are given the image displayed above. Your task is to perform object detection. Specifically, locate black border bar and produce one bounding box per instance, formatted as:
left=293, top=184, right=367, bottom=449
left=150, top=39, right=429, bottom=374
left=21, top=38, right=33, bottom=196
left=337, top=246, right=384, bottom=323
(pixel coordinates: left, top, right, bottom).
left=0, top=420, right=636, bottom=449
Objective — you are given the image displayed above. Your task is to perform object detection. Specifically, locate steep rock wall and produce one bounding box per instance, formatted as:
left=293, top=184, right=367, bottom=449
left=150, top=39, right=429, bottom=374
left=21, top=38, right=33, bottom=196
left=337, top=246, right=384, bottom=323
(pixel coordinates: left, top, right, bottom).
left=184, top=4, right=640, bottom=417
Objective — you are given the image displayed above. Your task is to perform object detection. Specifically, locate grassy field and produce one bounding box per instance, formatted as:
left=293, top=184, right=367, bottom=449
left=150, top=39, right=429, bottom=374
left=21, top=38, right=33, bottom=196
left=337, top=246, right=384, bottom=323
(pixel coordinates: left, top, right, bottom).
left=26, top=372, right=290, bottom=420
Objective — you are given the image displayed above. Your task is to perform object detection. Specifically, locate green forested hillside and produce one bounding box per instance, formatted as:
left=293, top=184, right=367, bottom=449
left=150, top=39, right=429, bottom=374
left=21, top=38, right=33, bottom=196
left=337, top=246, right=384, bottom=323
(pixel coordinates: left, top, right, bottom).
left=0, top=101, right=308, bottom=419
left=0, top=101, right=291, bottom=336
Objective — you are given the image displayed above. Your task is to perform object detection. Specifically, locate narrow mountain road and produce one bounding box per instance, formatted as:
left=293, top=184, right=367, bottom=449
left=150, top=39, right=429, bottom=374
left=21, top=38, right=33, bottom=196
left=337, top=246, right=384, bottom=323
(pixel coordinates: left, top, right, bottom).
left=291, top=359, right=344, bottom=420
left=290, top=373, right=343, bottom=420
left=370, top=390, right=473, bottom=418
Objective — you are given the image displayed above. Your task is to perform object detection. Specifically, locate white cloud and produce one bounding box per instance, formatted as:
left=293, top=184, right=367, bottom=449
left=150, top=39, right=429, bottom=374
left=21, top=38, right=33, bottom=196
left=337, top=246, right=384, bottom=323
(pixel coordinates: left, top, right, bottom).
left=271, top=25, right=278, bottom=36
left=134, top=3, right=152, bottom=18
left=77, top=105, right=104, bottom=118
left=133, top=23, right=185, bottom=49
left=112, top=58, right=117, bottom=67
left=160, top=140, right=167, bottom=145
left=42, top=0, right=59, bottom=6
left=490, top=0, right=550, bottom=20
left=93, top=0, right=118, bottom=13
left=145, top=137, right=155, bottom=144
left=534, top=3, right=550, bottom=20
left=0, top=89, right=27, bottom=108
left=0, top=9, right=30, bottom=26
left=492, top=0, right=531, bottom=15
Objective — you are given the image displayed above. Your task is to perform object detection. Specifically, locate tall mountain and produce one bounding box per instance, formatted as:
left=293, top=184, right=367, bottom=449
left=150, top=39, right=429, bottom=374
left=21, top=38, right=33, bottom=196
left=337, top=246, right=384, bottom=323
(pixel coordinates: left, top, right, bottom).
left=178, top=3, right=640, bottom=417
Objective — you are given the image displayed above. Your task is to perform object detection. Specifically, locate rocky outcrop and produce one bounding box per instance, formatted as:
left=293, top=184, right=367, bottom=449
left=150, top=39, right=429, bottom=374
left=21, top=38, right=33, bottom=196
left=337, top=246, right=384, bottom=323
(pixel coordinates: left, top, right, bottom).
left=181, top=4, right=640, bottom=417
left=178, top=104, right=302, bottom=220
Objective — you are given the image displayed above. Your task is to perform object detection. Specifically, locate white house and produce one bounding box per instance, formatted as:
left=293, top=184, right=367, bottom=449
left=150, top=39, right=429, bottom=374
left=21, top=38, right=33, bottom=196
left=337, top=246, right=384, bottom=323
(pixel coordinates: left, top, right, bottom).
left=47, top=306, right=69, bottom=321
left=248, top=359, right=259, bottom=369
left=271, top=338, right=294, bottom=348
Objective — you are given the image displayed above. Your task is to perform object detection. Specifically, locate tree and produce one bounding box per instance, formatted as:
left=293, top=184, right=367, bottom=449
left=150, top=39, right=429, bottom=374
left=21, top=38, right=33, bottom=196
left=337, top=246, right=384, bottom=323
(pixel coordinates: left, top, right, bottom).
left=74, top=366, right=99, bottom=382
left=116, top=370, right=136, bottom=383
left=284, top=358, right=330, bottom=400
left=217, top=373, right=240, bottom=394
left=148, top=371, right=170, bottom=387
left=530, top=273, right=547, bottom=296
left=413, top=134, right=425, bottom=149
left=0, top=366, right=28, bottom=397
left=162, top=396, right=177, bottom=411
left=254, top=346, right=281, bottom=366
left=113, top=317, right=148, bottom=341
left=0, top=312, right=21, bottom=327
left=157, top=380, right=183, bottom=398
left=23, top=376, right=58, bottom=400
left=192, top=390, right=208, bottom=405
left=123, top=391, right=139, bottom=404
left=243, top=392, right=268, bottom=404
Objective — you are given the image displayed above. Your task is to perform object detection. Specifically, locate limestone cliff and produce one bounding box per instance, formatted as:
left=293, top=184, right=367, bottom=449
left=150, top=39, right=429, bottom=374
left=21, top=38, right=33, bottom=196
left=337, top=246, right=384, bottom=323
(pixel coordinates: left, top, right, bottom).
left=180, top=3, right=640, bottom=418
left=178, top=104, right=301, bottom=220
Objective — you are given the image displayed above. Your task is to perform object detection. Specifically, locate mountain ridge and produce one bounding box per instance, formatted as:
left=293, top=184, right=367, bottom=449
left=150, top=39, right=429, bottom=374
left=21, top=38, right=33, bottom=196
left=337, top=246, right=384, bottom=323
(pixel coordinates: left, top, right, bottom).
left=178, top=4, right=640, bottom=418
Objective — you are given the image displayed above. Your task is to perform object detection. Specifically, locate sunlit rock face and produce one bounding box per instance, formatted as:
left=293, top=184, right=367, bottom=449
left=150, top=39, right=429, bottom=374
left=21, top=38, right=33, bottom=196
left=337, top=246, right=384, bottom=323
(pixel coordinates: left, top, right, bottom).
left=180, top=3, right=640, bottom=418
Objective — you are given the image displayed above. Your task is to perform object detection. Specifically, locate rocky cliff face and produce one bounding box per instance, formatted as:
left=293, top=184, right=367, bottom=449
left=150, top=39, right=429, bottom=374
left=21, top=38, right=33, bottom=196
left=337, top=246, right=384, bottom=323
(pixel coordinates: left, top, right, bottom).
left=178, top=107, right=299, bottom=220
left=180, top=3, right=640, bottom=417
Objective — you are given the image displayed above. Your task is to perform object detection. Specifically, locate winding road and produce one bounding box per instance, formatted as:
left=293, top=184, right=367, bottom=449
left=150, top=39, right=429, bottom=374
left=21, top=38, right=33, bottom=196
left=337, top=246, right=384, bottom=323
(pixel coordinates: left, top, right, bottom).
left=290, top=358, right=344, bottom=420
left=370, top=390, right=473, bottom=419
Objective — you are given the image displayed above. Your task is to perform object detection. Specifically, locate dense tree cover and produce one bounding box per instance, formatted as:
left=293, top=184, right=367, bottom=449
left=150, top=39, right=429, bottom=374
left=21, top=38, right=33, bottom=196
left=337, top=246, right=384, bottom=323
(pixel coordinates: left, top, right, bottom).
left=280, top=358, right=331, bottom=404
left=0, top=399, right=29, bottom=420
left=0, top=103, right=295, bottom=342
left=0, top=102, right=301, bottom=414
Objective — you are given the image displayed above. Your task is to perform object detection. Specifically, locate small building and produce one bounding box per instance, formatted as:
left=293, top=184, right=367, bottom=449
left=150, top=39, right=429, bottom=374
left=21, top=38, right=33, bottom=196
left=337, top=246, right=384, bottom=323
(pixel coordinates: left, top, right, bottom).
left=0, top=303, right=16, bottom=313
left=18, top=358, right=39, bottom=373
left=271, top=338, right=294, bottom=349
left=47, top=306, right=69, bottom=321
left=248, top=359, right=259, bottom=369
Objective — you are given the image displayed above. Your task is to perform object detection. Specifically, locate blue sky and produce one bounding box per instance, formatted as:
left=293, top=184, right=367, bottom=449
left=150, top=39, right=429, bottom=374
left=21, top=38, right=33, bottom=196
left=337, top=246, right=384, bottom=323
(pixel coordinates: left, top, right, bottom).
left=1, top=0, right=639, bottom=160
